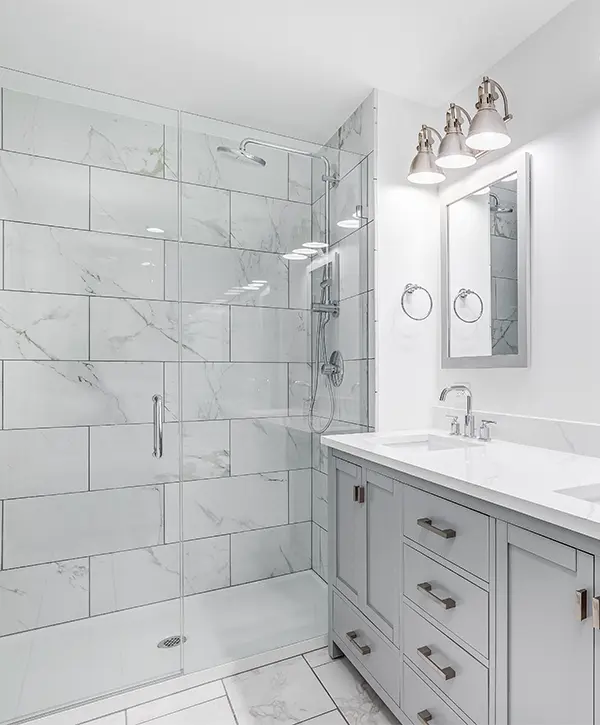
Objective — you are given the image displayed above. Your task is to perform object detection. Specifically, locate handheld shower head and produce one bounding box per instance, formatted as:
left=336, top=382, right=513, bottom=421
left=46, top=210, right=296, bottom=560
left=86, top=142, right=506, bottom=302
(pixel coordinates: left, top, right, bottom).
left=216, top=145, right=267, bottom=167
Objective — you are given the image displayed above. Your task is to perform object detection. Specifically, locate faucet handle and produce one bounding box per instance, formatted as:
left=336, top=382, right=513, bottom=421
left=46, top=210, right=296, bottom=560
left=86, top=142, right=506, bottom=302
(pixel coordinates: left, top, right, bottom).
left=446, top=415, right=461, bottom=436
left=478, top=419, right=497, bottom=441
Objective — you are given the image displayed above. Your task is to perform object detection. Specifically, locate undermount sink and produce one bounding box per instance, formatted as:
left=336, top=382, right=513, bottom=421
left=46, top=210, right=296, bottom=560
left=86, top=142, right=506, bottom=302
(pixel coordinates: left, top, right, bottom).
left=380, top=433, right=480, bottom=452
left=555, top=484, right=600, bottom=503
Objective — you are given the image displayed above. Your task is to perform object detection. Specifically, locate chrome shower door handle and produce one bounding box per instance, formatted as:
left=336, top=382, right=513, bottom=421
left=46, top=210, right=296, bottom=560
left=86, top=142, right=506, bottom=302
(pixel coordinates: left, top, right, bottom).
left=152, top=394, right=164, bottom=459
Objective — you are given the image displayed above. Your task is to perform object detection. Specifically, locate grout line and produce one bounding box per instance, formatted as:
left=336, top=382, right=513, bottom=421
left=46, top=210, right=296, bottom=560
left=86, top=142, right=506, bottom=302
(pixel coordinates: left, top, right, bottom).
left=224, top=689, right=240, bottom=725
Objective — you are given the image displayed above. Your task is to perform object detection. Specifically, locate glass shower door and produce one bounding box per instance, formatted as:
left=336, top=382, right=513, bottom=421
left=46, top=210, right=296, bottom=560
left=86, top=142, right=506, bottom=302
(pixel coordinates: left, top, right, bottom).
left=0, top=72, right=184, bottom=724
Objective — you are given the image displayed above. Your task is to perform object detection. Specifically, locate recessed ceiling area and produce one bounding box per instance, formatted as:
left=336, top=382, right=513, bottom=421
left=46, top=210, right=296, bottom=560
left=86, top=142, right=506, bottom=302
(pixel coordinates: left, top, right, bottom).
left=0, top=0, right=576, bottom=142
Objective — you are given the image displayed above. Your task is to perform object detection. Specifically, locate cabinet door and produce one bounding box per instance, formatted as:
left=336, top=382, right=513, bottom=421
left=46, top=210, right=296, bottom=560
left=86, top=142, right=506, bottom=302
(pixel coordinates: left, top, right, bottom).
left=330, top=457, right=362, bottom=604
left=497, top=523, right=594, bottom=725
left=359, top=469, right=400, bottom=642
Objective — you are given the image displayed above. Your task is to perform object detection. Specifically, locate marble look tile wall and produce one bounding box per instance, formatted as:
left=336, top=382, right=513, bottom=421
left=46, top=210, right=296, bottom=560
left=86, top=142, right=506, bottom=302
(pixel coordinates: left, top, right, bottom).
left=309, top=94, right=376, bottom=583
left=0, top=84, right=314, bottom=683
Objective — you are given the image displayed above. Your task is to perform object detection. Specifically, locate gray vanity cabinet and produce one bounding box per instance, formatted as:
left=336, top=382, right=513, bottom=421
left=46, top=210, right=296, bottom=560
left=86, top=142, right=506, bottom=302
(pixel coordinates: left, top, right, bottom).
left=331, top=457, right=362, bottom=605
left=496, top=523, right=595, bottom=725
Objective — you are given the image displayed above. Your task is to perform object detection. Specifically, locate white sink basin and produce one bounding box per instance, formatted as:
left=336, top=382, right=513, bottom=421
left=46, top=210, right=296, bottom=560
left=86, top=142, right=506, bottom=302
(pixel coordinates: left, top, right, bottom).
left=380, top=434, right=480, bottom=452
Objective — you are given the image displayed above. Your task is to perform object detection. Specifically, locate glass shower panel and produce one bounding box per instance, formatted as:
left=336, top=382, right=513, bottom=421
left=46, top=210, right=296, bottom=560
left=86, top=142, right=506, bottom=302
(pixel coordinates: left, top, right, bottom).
left=0, top=72, right=184, bottom=724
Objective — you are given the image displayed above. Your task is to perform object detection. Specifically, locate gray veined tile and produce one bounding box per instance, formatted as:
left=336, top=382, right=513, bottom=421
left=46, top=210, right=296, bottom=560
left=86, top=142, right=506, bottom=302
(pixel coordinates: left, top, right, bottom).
left=3, top=361, right=163, bottom=428
left=91, top=167, right=178, bottom=239
left=0, top=427, right=88, bottom=499
left=224, top=655, right=334, bottom=725
left=314, top=659, right=398, bottom=725
left=230, top=417, right=312, bottom=475
left=4, top=222, right=164, bottom=299
left=288, top=363, right=311, bottom=416
left=304, top=647, right=333, bottom=669
left=312, top=523, right=328, bottom=583
left=180, top=362, right=289, bottom=420
left=183, top=420, right=231, bottom=480
left=182, top=183, right=230, bottom=246
left=312, top=470, right=328, bottom=530
left=0, top=150, right=90, bottom=229
left=327, top=292, right=368, bottom=361
left=493, top=277, right=518, bottom=321
left=288, top=153, right=312, bottom=204
left=184, top=537, right=231, bottom=595
left=3, top=89, right=167, bottom=176
left=170, top=242, right=288, bottom=308
left=178, top=473, right=288, bottom=539
left=230, top=192, right=311, bottom=253
left=231, top=307, right=310, bottom=363
left=314, top=360, right=367, bottom=426
left=182, top=303, right=230, bottom=361
left=338, top=92, right=376, bottom=158
left=0, top=559, right=89, bottom=636
left=289, top=469, right=311, bottom=524
left=491, top=234, right=518, bottom=280
left=3, top=485, right=164, bottom=568
left=0, top=290, right=89, bottom=360
left=333, top=225, right=369, bottom=302
left=331, top=158, right=368, bottom=245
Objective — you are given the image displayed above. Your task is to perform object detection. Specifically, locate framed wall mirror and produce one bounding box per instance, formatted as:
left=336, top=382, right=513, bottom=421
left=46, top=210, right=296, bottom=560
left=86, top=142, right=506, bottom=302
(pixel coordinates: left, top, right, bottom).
left=441, top=151, right=530, bottom=368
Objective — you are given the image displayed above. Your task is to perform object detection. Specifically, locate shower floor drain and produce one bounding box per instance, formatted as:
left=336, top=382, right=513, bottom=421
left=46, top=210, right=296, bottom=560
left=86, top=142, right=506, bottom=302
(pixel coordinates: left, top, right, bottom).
left=157, top=635, right=187, bottom=649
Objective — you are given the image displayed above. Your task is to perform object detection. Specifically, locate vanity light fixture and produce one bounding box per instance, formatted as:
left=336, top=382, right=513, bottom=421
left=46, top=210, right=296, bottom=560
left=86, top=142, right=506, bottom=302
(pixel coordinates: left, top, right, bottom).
left=407, top=76, right=512, bottom=185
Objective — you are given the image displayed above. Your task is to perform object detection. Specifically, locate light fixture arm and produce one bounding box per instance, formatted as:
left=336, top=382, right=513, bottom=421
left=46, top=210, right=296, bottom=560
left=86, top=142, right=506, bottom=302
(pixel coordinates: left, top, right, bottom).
left=452, top=104, right=472, bottom=126
left=421, top=124, right=443, bottom=147
left=480, top=77, right=512, bottom=122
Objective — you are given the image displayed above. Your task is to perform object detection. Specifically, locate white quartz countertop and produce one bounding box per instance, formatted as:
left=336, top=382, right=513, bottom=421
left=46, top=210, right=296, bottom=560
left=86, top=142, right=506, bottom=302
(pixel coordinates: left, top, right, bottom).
left=322, top=429, right=600, bottom=541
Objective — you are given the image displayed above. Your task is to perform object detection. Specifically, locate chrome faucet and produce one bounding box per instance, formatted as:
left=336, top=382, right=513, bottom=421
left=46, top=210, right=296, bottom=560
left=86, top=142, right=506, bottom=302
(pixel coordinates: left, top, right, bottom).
left=439, top=385, right=475, bottom=438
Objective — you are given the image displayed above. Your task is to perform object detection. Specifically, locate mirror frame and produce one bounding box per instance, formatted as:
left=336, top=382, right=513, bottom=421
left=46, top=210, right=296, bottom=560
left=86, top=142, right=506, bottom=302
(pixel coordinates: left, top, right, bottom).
left=440, top=151, right=531, bottom=369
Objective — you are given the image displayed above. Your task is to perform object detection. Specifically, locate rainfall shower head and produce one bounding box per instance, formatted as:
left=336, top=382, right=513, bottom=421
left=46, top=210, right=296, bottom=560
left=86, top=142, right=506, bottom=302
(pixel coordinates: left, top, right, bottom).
left=489, top=193, right=513, bottom=214
left=216, top=145, right=267, bottom=167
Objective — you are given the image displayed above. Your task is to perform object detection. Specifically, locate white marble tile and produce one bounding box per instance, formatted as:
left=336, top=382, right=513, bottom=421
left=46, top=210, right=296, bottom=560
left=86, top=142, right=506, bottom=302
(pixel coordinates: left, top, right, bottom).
left=90, top=298, right=179, bottom=361
left=171, top=242, right=288, bottom=308
left=314, top=659, right=398, bottom=725
left=0, top=427, right=88, bottom=498
left=311, top=194, right=326, bottom=245
left=490, top=186, right=517, bottom=240
left=126, top=680, right=225, bottom=725
left=493, top=276, right=519, bottom=321
left=3, top=361, right=162, bottom=428
left=0, top=150, right=90, bottom=228
left=312, top=470, right=328, bottom=530
left=3, top=90, right=167, bottom=176
left=0, top=559, right=89, bottom=636
left=224, top=656, right=334, bottom=725
left=289, top=363, right=312, bottom=416
left=230, top=417, right=312, bottom=475
left=368, top=289, right=375, bottom=358
left=147, top=697, right=237, bottom=725
left=334, top=225, right=369, bottom=301
left=230, top=192, right=311, bottom=253
left=311, top=420, right=369, bottom=475
left=183, top=569, right=327, bottom=673
left=230, top=522, right=311, bottom=585
left=182, top=303, right=230, bottom=361
left=327, top=292, right=368, bottom=361
left=90, top=423, right=179, bottom=490
left=231, top=307, right=309, bottom=363
left=312, top=523, right=328, bottom=582
left=289, top=469, right=312, bottom=523
left=288, top=154, right=312, bottom=204
left=289, top=255, right=312, bottom=310
left=492, top=319, right=518, bottom=354
left=179, top=362, right=288, bottom=420
left=182, top=420, right=231, bottom=480
left=338, top=93, right=376, bottom=158
left=303, top=647, right=332, bottom=669
left=178, top=473, right=288, bottom=539
left=304, top=713, right=346, bottom=725
left=0, top=599, right=181, bottom=724
left=181, top=183, right=230, bottom=246
left=314, top=360, right=367, bottom=427
left=0, top=290, right=88, bottom=360
left=4, top=222, right=163, bottom=299
left=90, top=544, right=180, bottom=615
left=3, top=485, right=164, bottom=568
left=84, top=714, right=126, bottom=725
left=184, top=537, right=231, bottom=595
left=331, top=160, right=367, bottom=245
left=91, top=168, right=178, bottom=240
left=180, top=130, right=289, bottom=200
left=491, top=235, right=518, bottom=280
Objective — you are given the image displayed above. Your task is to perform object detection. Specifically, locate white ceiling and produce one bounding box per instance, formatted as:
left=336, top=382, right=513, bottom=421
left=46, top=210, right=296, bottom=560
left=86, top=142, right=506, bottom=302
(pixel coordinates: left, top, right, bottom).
left=0, top=0, right=576, bottom=142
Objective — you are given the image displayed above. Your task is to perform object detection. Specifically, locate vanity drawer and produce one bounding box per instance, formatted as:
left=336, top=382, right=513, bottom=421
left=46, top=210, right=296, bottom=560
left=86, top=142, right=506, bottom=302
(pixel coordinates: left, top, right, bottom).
left=403, top=485, right=489, bottom=581
left=403, top=604, right=488, bottom=725
left=403, top=662, right=468, bottom=725
left=404, top=544, right=488, bottom=657
left=332, top=590, right=400, bottom=702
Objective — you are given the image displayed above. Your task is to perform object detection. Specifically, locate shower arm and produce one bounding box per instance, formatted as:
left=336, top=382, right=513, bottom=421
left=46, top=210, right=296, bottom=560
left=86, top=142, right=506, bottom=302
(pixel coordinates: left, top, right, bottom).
left=239, top=137, right=334, bottom=248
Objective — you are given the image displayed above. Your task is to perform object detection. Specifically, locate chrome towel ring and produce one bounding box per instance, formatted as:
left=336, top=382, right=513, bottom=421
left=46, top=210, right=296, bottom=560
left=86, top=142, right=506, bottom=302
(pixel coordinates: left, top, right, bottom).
left=401, top=283, right=433, bottom=321
left=453, top=288, right=484, bottom=323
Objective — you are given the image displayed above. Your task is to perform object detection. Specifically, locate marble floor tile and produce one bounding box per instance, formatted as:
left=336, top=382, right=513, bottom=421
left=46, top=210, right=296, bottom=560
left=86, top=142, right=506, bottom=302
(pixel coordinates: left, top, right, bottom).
left=303, top=647, right=333, bottom=669
left=306, top=713, right=347, bottom=725
left=314, top=660, right=399, bottom=725
left=224, top=656, right=335, bottom=725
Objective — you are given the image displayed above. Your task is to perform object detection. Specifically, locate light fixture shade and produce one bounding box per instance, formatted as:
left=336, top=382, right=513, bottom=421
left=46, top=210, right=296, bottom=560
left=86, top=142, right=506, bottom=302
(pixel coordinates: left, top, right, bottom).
left=466, top=107, right=511, bottom=150
left=407, top=149, right=446, bottom=185
left=436, top=132, right=476, bottom=169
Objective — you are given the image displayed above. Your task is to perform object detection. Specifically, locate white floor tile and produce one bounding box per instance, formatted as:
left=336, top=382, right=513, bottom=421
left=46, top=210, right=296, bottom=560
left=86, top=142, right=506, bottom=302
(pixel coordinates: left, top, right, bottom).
left=145, top=697, right=236, bottom=725
left=224, top=656, right=334, bottom=725
left=127, top=680, right=225, bottom=725
left=82, top=714, right=125, bottom=725
left=314, top=660, right=399, bottom=725
left=303, top=647, right=333, bottom=669
left=306, top=713, right=347, bottom=725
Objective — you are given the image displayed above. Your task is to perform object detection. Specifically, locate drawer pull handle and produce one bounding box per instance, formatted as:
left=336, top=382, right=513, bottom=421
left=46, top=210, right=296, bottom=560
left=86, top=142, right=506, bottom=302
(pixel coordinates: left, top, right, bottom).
left=352, top=485, right=365, bottom=504
left=577, top=589, right=588, bottom=621
left=346, top=630, right=371, bottom=656
left=417, top=518, right=456, bottom=539
left=417, top=711, right=433, bottom=725
left=417, top=646, right=456, bottom=681
left=418, top=582, right=456, bottom=610
left=593, top=597, right=600, bottom=629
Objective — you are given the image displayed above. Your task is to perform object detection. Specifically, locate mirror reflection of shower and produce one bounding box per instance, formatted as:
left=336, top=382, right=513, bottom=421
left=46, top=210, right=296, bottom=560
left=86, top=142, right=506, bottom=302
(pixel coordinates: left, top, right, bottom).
left=216, top=139, right=342, bottom=434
